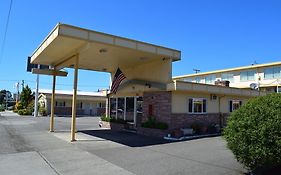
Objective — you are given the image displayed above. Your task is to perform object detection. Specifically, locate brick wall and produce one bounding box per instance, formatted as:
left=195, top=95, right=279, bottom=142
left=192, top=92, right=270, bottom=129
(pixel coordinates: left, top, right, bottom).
left=142, top=91, right=172, bottom=125
left=170, top=113, right=229, bottom=130
left=54, top=107, right=85, bottom=116
left=142, top=91, right=230, bottom=132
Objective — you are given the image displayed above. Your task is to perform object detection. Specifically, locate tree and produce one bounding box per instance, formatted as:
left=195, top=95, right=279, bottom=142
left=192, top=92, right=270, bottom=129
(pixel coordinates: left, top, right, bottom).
left=20, top=85, right=33, bottom=109
left=0, top=90, right=12, bottom=104
left=224, top=93, right=281, bottom=173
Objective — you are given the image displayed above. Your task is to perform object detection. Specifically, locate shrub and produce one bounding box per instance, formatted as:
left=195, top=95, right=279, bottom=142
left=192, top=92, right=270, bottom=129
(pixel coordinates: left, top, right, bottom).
left=39, top=107, right=47, bottom=116
left=100, top=115, right=110, bottom=122
left=17, top=109, right=32, bottom=115
left=110, top=117, right=127, bottom=124
left=191, top=123, right=202, bottom=134
left=0, top=104, right=5, bottom=112
left=141, top=116, right=168, bottom=130
left=100, top=115, right=127, bottom=124
left=15, top=101, right=24, bottom=111
left=223, top=93, right=281, bottom=172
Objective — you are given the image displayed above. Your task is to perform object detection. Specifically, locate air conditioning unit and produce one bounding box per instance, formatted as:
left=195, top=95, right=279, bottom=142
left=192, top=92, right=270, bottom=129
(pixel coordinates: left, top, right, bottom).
left=210, top=94, right=217, bottom=100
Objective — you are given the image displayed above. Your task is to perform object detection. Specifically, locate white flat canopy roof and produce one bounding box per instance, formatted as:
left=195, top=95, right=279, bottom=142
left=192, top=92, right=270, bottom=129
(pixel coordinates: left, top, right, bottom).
left=31, top=23, right=181, bottom=73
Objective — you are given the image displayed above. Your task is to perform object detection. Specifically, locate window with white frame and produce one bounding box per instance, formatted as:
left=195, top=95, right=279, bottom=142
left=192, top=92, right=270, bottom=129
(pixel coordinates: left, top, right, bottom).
left=193, top=77, right=204, bottom=83
left=221, top=73, right=234, bottom=83
left=205, top=75, right=216, bottom=84
left=188, top=98, right=207, bottom=113
left=240, top=70, right=255, bottom=81
left=183, top=78, right=192, bottom=82
left=264, top=67, right=281, bottom=79
left=229, top=100, right=242, bottom=112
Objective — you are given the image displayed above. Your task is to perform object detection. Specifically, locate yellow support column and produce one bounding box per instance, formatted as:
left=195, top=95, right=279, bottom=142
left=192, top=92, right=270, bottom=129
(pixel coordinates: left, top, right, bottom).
left=71, top=55, right=79, bottom=142
left=50, top=70, right=56, bottom=132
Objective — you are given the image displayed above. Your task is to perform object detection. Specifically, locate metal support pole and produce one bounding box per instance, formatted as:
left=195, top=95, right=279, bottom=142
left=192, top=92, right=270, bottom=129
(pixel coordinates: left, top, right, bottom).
left=133, top=97, right=137, bottom=128
left=50, top=69, right=56, bottom=132
left=71, top=55, right=79, bottom=142
left=115, top=97, right=118, bottom=119
left=124, top=97, right=126, bottom=121
left=34, top=65, right=40, bottom=117
left=106, top=95, right=109, bottom=118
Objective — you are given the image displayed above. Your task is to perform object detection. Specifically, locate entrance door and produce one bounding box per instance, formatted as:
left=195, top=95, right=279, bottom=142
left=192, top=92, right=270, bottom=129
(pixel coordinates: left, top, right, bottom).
left=109, top=96, right=143, bottom=128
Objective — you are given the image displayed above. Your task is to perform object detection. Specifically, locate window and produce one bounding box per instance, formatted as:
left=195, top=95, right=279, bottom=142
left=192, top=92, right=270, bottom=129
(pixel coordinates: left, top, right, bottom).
left=276, top=86, right=281, bottom=93
left=240, top=70, right=255, bottom=81
left=264, top=67, right=281, bottom=79
left=229, top=100, right=242, bottom=112
left=99, top=102, right=105, bottom=108
left=183, top=78, right=192, bottom=82
left=205, top=75, right=216, bottom=84
left=221, top=73, right=234, bottom=83
left=110, top=98, right=117, bottom=117
left=117, top=97, right=125, bottom=119
left=55, top=101, right=65, bottom=107
left=193, top=77, right=203, bottom=83
left=188, top=98, right=207, bottom=113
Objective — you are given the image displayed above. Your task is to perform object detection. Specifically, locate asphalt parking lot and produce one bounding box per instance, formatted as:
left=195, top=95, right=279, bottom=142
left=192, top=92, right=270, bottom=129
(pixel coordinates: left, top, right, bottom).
left=0, top=111, right=245, bottom=175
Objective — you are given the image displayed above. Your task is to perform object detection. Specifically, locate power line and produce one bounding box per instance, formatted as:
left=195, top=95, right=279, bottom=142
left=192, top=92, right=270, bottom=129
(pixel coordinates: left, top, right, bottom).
left=0, top=0, right=13, bottom=64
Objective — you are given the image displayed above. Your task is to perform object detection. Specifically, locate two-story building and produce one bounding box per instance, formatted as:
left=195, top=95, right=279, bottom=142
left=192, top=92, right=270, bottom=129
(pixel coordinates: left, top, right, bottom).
left=173, top=61, right=281, bottom=93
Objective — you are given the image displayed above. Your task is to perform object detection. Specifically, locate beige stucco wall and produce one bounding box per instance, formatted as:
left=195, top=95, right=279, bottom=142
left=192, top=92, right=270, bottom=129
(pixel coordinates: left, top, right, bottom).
left=39, top=94, right=106, bottom=115
left=116, top=59, right=172, bottom=84
left=171, top=91, right=249, bottom=114
left=177, top=66, right=281, bottom=89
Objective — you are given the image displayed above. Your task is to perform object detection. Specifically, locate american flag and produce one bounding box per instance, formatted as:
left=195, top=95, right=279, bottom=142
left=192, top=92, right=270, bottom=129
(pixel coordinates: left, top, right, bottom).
left=110, top=68, right=126, bottom=94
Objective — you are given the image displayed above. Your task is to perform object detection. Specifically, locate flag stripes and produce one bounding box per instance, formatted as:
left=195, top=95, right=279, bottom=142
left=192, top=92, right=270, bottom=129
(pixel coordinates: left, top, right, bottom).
left=110, top=68, right=126, bottom=94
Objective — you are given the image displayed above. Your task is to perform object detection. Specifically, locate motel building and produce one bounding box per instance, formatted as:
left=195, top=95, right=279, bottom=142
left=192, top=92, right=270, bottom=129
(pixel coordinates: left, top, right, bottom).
left=30, top=23, right=266, bottom=141
left=38, top=89, right=106, bottom=116
left=173, top=61, right=281, bottom=93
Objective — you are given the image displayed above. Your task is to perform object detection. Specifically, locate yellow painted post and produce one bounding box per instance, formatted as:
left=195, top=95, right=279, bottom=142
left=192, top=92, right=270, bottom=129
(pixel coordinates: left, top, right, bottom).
left=50, top=70, right=56, bottom=132
left=71, top=55, right=79, bottom=142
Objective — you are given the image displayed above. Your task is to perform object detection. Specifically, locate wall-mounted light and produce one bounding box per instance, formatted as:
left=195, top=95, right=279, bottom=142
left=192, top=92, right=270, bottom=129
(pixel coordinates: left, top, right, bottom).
left=145, top=83, right=151, bottom=88
left=99, top=48, right=107, bottom=53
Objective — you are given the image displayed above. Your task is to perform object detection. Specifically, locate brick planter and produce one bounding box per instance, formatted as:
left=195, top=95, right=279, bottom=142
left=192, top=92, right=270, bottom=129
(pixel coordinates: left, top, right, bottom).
left=100, top=121, right=125, bottom=131
left=137, top=127, right=168, bottom=138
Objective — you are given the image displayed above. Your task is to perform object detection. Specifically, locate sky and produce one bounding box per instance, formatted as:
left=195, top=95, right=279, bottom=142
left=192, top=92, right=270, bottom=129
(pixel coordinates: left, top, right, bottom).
left=0, top=0, right=280, bottom=94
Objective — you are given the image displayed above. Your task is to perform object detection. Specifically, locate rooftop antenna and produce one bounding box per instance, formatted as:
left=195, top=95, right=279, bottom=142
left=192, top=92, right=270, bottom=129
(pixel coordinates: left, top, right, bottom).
left=251, top=60, right=258, bottom=66
left=193, top=69, right=200, bottom=74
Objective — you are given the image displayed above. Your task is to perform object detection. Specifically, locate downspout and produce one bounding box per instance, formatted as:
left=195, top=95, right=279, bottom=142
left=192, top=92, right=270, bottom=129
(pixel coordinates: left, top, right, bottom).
left=218, top=95, right=226, bottom=129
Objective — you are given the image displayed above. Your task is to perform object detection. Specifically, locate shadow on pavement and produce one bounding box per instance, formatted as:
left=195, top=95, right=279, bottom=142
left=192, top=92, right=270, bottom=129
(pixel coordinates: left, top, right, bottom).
left=80, top=129, right=173, bottom=147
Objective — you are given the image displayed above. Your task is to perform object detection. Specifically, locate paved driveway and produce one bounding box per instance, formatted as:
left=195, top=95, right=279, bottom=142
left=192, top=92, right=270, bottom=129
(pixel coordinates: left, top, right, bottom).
left=0, top=111, right=245, bottom=175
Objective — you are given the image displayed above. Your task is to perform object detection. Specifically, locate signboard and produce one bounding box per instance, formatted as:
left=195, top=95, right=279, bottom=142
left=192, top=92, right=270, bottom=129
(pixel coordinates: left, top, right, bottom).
left=26, top=57, right=50, bottom=72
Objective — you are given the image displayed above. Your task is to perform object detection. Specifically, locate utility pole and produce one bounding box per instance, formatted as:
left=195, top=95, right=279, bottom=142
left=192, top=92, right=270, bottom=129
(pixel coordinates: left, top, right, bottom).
left=15, top=82, right=19, bottom=102
left=34, top=65, right=40, bottom=117
left=5, top=91, right=8, bottom=110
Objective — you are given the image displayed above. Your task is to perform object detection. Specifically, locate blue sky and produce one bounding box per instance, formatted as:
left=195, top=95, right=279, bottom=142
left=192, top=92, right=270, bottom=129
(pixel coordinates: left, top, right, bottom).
left=0, top=0, right=280, bottom=93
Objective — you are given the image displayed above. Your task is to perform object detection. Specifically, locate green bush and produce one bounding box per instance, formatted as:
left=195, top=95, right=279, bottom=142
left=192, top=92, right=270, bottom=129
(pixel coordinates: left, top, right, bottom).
left=0, top=104, right=5, bottom=112
left=39, top=107, right=47, bottom=116
left=223, top=93, right=281, bottom=171
left=100, top=115, right=127, bottom=124
left=100, top=115, right=110, bottom=122
left=17, top=109, right=32, bottom=115
left=141, top=116, right=168, bottom=130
